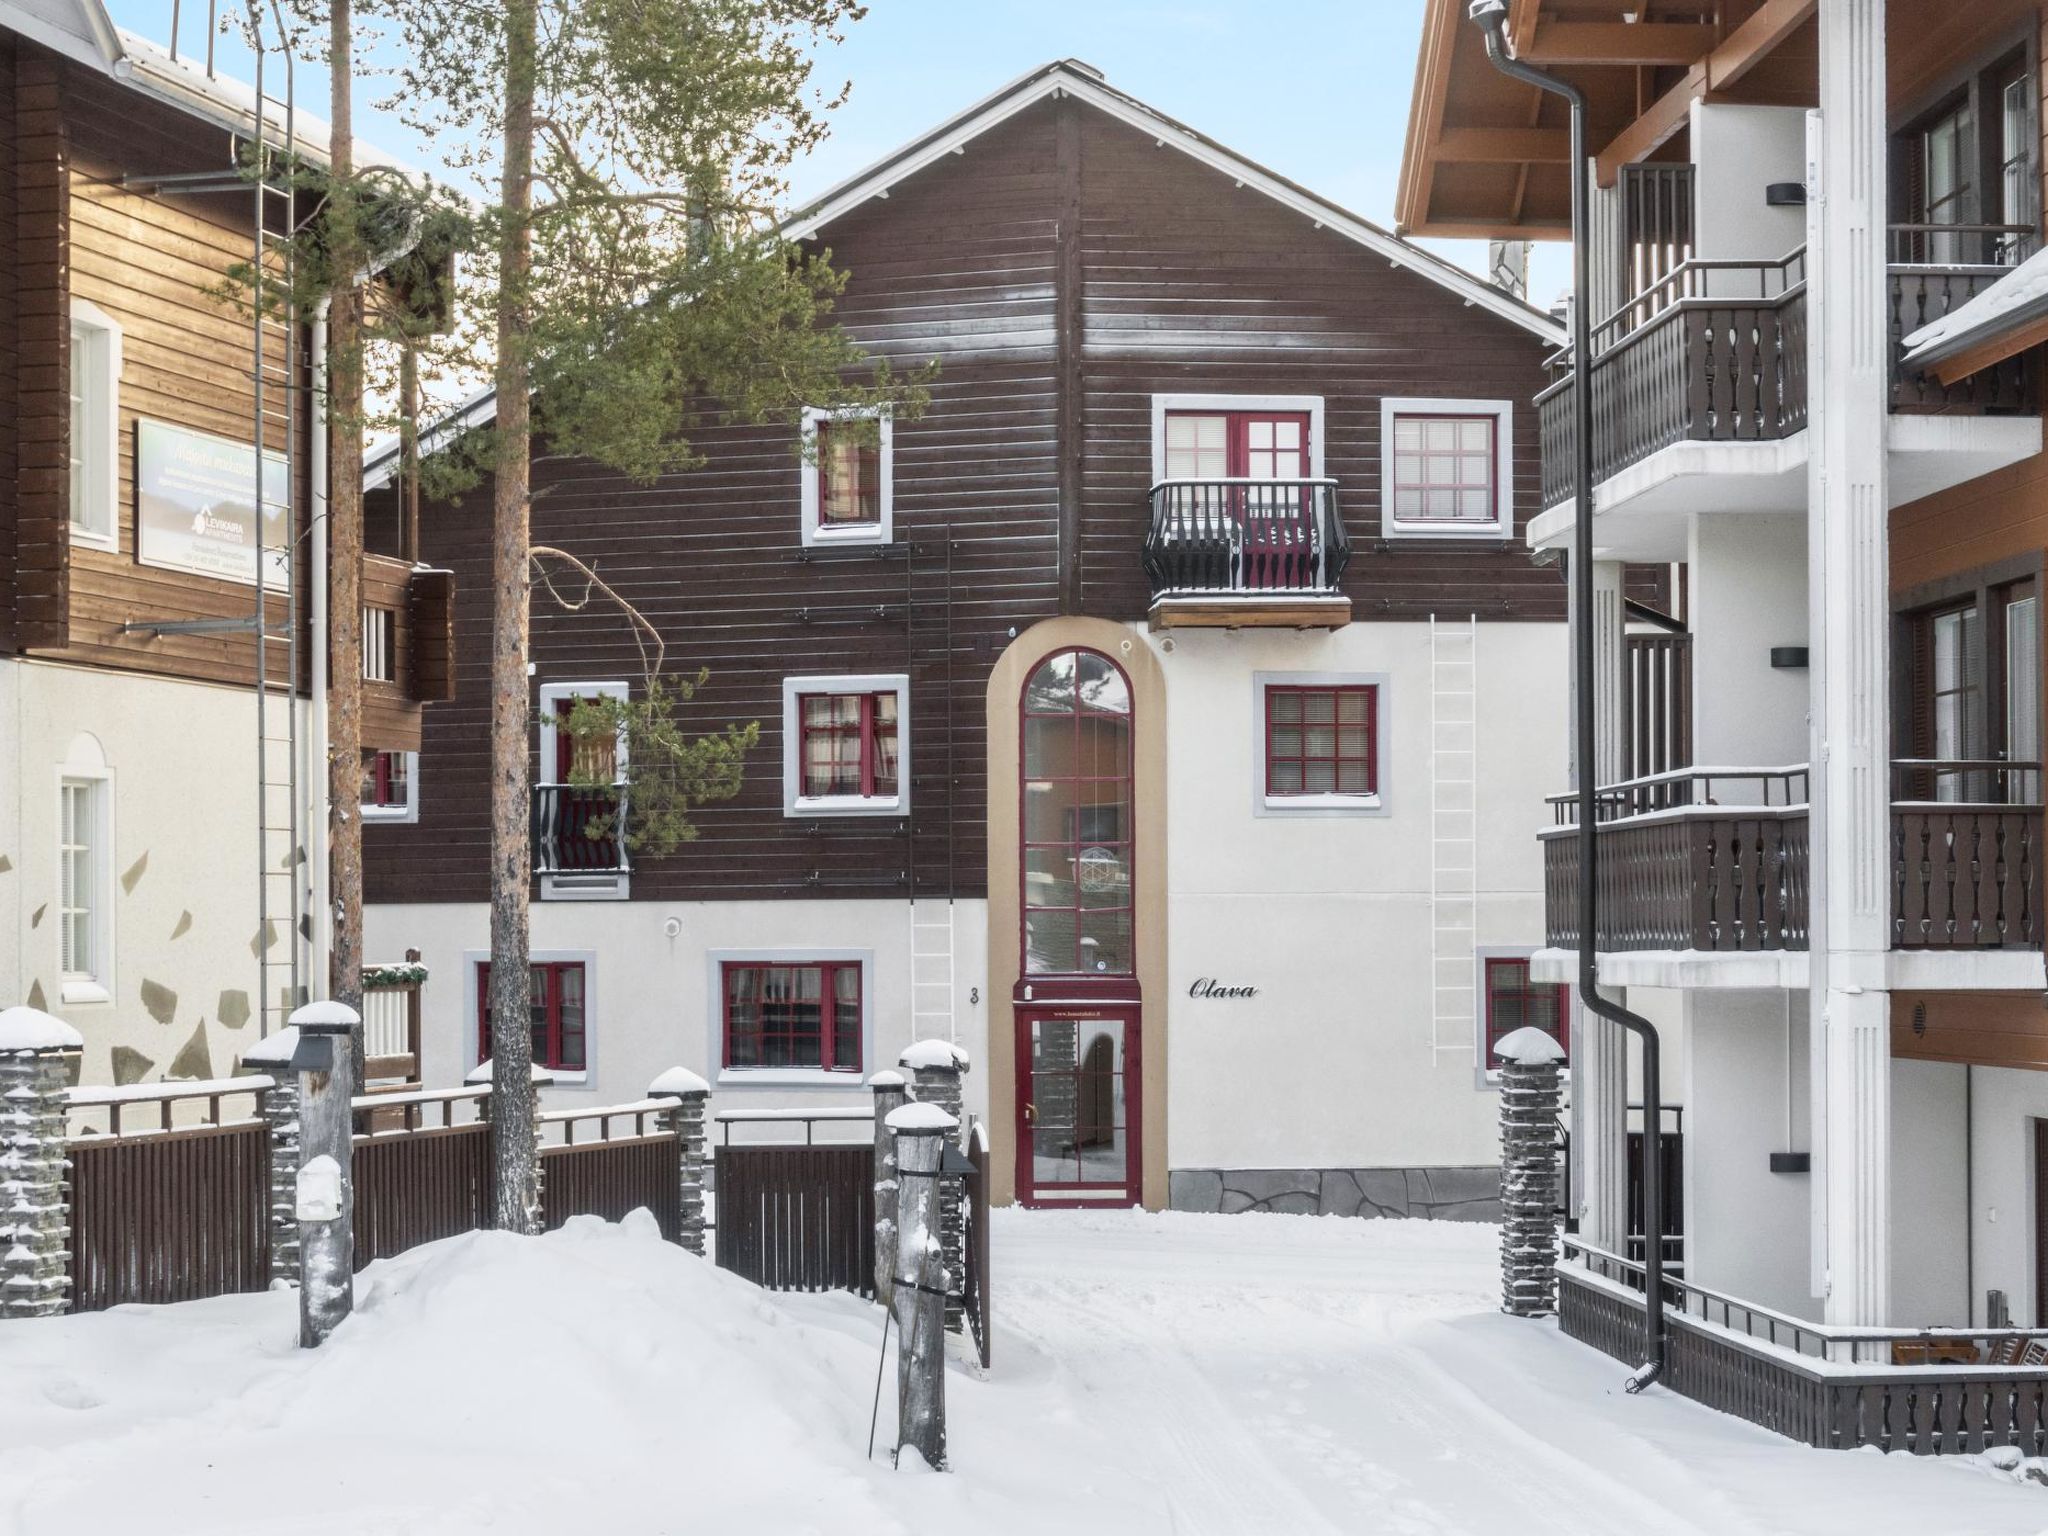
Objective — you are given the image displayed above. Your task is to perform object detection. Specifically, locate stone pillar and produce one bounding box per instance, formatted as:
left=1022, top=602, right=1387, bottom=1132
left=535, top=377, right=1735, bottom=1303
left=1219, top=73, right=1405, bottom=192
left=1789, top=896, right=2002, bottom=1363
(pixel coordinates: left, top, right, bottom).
left=241, top=1027, right=303, bottom=1286
left=1809, top=0, right=1892, bottom=1327
left=650, top=1067, right=710, bottom=1256
left=1496, top=1026, right=1568, bottom=1318
left=888, top=1101, right=955, bottom=1471
left=902, top=1040, right=967, bottom=1334
left=469, top=1059, right=553, bottom=1233
left=289, top=1000, right=358, bottom=1348
left=0, top=1007, right=83, bottom=1320
left=869, top=1069, right=909, bottom=1306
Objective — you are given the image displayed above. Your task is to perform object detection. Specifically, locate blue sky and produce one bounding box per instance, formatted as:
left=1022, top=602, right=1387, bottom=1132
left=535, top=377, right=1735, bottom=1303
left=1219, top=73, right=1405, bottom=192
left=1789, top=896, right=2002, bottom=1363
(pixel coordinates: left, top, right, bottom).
left=101, top=0, right=1569, bottom=303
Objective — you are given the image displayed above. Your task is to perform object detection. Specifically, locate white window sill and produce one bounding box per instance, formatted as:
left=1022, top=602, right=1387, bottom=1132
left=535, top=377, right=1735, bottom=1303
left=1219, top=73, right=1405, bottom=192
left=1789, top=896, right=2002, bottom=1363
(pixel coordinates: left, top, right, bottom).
left=788, top=794, right=905, bottom=819
left=361, top=806, right=417, bottom=824
left=810, top=523, right=889, bottom=545
left=539, top=876, right=630, bottom=902
left=1382, top=520, right=1509, bottom=541
left=717, top=1067, right=868, bottom=1088
left=69, top=525, right=118, bottom=553
left=60, top=979, right=111, bottom=1006
left=540, top=1069, right=589, bottom=1087
left=1265, top=791, right=1380, bottom=810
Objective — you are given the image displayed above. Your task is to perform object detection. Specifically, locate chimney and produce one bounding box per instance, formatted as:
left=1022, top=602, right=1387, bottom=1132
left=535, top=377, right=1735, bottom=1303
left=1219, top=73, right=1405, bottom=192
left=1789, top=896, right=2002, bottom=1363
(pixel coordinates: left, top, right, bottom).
left=1487, top=239, right=1531, bottom=300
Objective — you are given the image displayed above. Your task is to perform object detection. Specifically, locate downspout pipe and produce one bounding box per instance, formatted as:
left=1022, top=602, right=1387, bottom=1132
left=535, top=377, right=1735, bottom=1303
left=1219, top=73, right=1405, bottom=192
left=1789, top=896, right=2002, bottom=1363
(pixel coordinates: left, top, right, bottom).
left=1466, top=0, right=1667, bottom=1392
left=309, top=297, right=332, bottom=1000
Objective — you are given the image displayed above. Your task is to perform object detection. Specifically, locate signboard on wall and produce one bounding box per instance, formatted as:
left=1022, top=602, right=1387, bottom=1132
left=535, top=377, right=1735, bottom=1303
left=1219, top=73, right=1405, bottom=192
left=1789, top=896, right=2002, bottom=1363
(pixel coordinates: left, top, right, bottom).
left=136, top=419, right=289, bottom=590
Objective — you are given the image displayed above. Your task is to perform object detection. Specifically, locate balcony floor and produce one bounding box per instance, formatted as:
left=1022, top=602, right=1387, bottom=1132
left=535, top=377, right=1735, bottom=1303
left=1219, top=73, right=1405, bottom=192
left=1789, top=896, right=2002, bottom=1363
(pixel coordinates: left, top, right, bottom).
left=1146, top=591, right=1352, bottom=630
left=1530, top=944, right=2045, bottom=993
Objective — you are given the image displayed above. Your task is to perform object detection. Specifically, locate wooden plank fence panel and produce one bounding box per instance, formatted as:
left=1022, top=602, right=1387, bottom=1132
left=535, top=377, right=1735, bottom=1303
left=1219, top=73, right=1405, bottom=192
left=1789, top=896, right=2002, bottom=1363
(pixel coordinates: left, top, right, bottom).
left=68, top=1123, right=270, bottom=1312
left=714, top=1144, right=874, bottom=1296
left=541, top=1136, right=678, bottom=1241
left=352, top=1124, right=491, bottom=1269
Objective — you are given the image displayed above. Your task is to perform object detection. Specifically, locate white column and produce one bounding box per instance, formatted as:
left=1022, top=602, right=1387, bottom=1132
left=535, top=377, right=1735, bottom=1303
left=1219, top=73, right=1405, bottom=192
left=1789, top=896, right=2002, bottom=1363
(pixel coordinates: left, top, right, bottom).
left=1573, top=984, right=1631, bottom=1254
left=1592, top=561, right=1629, bottom=787
left=1807, top=0, right=1892, bottom=1327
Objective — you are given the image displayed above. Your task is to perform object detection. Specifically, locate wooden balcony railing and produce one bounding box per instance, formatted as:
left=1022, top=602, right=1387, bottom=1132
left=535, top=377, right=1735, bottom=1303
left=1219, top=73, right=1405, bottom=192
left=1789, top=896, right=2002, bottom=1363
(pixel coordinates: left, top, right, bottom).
left=1542, top=227, right=2042, bottom=505
left=1141, top=480, right=1349, bottom=596
left=1541, top=762, right=2041, bottom=953
left=532, top=782, right=630, bottom=876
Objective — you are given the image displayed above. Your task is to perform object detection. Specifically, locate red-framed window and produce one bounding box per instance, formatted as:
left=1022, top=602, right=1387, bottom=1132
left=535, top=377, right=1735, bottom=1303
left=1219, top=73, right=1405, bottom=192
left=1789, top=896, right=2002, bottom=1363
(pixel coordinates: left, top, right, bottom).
left=722, top=961, right=862, bottom=1071
left=1022, top=648, right=1135, bottom=977
left=361, top=749, right=410, bottom=810
left=1483, top=956, right=1568, bottom=1062
left=816, top=417, right=881, bottom=529
left=1162, top=410, right=1310, bottom=480
left=552, top=697, right=621, bottom=784
left=1390, top=413, right=1498, bottom=524
left=475, top=960, right=587, bottom=1072
left=1264, top=685, right=1376, bottom=796
left=799, top=691, right=899, bottom=799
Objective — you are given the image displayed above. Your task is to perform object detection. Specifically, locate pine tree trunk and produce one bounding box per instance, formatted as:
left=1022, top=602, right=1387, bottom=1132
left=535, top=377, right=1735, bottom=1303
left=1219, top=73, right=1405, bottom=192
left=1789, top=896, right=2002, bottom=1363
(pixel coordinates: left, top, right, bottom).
left=490, top=0, right=540, bottom=1235
left=326, top=0, right=367, bottom=1092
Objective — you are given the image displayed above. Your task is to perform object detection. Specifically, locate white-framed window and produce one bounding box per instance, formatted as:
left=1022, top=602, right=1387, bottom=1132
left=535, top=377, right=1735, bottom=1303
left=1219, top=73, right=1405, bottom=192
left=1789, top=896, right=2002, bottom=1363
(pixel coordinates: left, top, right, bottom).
left=69, top=299, right=121, bottom=550
left=363, top=607, right=396, bottom=683
left=57, top=735, right=114, bottom=1006
left=799, top=406, right=893, bottom=548
left=361, top=749, right=418, bottom=823
left=782, top=673, right=910, bottom=817
left=1474, top=946, right=1571, bottom=1088
left=1250, top=671, right=1389, bottom=817
left=537, top=681, right=630, bottom=900
left=706, top=947, right=875, bottom=1088
left=464, top=947, right=595, bottom=1087
left=1379, top=397, right=1513, bottom=540
left=1149, top=393, right=1325, bottom=484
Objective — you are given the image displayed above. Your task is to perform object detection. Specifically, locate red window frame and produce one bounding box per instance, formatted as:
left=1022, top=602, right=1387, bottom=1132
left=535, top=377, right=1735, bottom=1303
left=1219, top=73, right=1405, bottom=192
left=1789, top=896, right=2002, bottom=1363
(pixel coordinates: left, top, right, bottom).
left=1020, top=647, right=1136, bottom=978
left=721, top=960, right=862, bottom=1072
left=1390, top=412, right=1500, bottom=525
left=815, top=417, right=881, bottom=529
left=1483, top=956, right=1569, bottom=1062
left=362, top=749, right=409, bottom=809
left=475, top=960, right=587, bottom=1072
left=1162, top=410, right=1311, bottom=480
left=1263, top=685, right=1377, bottom=797
left=797, top=691, right=899, bottom=800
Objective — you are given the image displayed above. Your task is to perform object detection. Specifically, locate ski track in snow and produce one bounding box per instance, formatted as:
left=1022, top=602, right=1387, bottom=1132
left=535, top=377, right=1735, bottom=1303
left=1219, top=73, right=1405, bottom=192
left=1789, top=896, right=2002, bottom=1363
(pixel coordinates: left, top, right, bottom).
left=4, top=1207, right=2048, bottom=1535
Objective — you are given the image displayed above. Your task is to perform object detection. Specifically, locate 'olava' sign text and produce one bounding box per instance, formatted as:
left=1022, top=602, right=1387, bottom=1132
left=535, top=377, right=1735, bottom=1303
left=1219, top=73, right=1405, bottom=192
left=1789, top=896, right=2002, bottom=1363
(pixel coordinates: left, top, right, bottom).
left=1188, top=977, right=1259, bottom=999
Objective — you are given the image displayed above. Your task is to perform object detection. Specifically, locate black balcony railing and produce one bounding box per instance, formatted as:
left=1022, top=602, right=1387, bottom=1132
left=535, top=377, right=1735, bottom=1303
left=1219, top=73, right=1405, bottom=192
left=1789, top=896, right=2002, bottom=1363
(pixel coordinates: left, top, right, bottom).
left=1141, top=479, right=1349, bottom=597
left=1541, top=761, right=2041, bottom=953
left=533, top=782, right=630, bottom=876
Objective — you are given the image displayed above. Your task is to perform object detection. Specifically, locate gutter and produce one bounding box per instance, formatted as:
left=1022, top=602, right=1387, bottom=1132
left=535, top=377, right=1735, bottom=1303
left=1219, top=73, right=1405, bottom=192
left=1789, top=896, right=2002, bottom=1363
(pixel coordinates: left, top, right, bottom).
left=1469, top=0, right=1669, bottom=1394
left=309, top=298, right=332, bottom=998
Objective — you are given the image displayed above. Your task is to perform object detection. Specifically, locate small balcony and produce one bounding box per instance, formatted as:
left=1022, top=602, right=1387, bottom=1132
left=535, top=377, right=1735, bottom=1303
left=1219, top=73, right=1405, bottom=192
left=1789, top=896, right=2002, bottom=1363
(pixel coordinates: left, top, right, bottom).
left=532, top=782, right=631, bottom=879
left=1141, top=479, right=1350, bottom=630
left=1541, top=762, right=2042, bottom=958
left=1534, top=229, right=2042, bottom=548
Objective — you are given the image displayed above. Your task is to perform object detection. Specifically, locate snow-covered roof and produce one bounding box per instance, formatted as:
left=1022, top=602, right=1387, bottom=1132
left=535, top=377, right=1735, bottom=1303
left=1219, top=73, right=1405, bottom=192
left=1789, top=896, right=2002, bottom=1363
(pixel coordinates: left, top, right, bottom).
left=362, top=57, right=1560, bottom=492
left=1901, top=246, right=2048, bottom=371
left=0, top=0, right=415, bottom=175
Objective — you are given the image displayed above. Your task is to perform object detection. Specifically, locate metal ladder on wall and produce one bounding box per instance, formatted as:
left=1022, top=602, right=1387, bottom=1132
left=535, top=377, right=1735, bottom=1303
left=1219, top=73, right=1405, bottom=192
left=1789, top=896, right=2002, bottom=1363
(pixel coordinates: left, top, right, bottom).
left=1429, top=614, right=1478, bottom=1059
left=910, top=898, right=958, bottom=1047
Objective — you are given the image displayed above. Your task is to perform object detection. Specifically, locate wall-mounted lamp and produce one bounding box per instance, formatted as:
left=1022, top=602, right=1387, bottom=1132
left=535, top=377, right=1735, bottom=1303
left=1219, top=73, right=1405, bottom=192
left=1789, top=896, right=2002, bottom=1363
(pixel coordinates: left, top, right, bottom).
left=1769, top=646, right=1809, bottom=669
left=1765, top=182, right=1807, bottom=206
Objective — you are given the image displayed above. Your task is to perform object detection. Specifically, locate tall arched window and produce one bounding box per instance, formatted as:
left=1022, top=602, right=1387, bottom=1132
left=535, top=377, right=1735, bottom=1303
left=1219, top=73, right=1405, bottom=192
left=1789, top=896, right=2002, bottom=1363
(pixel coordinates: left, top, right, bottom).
left=1021, top=649, right=1134, bottom=976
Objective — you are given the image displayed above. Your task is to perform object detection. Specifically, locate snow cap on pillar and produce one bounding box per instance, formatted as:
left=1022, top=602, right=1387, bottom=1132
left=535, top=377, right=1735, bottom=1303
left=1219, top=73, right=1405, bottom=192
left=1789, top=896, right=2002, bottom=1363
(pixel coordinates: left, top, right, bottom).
left=0, top=1005, right=84, bottom=1053
left=288, top=999, right=361, bottom=1032
left=887, top=1102, right=959, bottom=1134
left=239, top=1026, right=301, bottom=1068
left=1493, top=1026, right=1568, bottom=1066
left=868, top=1069, right=907, bottom=1089
left=900, top=1039, right=969, bottom=1073
left=649, top=1066, right=710, bottom=1098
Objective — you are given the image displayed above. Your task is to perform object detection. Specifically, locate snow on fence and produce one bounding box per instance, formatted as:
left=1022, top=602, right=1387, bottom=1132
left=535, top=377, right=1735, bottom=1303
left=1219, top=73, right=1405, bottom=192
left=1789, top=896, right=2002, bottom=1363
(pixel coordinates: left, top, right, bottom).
left=539, top=1101, right=682, bottom=1243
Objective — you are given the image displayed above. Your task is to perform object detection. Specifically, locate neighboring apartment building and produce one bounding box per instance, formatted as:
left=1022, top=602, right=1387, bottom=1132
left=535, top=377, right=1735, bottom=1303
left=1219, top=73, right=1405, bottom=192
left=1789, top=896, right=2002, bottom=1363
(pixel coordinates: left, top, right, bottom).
left=364, top=59, right=1584, bottom=1213
left=1403, top=0, right=2048, bottom=1356
left=0, top=1, right=451, bottom=1085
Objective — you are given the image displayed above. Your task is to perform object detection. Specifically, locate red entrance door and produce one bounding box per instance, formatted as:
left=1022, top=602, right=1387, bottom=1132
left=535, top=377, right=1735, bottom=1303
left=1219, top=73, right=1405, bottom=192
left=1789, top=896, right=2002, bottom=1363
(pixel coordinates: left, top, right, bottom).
left=1015, top=1006, right=1141, bottom=1206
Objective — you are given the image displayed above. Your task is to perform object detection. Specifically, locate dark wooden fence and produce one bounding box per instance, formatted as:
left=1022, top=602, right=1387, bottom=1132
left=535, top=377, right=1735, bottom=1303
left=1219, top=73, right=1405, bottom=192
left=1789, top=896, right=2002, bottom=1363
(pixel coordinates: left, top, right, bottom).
left=715, top=1144, right=875, bottom=1295
left=68, top=1121, right=271, bottom=1312
left=353, top=1124, right=492, bottom=1269
left=539, top=1103, right=680, bottom=1241
left=962, top=1123, right=992, bottom=1368
left=1624, top=633, right=1690, bottom=784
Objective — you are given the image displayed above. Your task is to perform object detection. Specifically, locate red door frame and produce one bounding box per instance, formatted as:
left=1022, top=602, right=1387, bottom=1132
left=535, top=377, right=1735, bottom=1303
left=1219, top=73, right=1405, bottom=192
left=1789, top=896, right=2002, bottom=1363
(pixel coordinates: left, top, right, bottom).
left=1162, top=410, right=1312, bottom=479
left=1013, top=1003, right=1142, bottom=1208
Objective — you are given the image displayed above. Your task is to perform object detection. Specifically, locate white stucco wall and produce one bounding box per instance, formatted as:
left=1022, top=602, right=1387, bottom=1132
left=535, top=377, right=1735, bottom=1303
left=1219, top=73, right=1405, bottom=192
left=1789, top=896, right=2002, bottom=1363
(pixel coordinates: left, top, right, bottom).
left=0, top=658, right=303, bottom=1086
left=1150, top=620, right=1565, bottom=1172
left=1688, top=512, right=1810, bottom=773
left=1891, top=1057, right=1970, bottom=1326
left=1690, top=103, right=1809, bottom=273
left=1963, top=1064, right=2048, bottom=1327
left=1682, top=987, right=1818, bottom=1318
left=364, top=897, right=990, bottom=1130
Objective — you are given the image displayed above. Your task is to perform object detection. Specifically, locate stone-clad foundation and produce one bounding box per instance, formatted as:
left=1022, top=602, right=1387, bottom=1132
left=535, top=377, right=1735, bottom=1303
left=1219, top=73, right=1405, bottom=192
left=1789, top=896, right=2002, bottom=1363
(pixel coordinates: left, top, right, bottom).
left=1167, top=1165, right=1501, bottom=1221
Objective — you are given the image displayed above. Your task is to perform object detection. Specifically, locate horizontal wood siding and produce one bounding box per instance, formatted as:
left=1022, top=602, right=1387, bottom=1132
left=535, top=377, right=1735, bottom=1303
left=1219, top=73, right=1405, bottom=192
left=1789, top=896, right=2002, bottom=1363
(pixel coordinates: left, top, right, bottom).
left=0, top=39, right=19, bottom=653
left=362, top=552, right=423, bottom=751
left=13, top=46, right=67, bottom=650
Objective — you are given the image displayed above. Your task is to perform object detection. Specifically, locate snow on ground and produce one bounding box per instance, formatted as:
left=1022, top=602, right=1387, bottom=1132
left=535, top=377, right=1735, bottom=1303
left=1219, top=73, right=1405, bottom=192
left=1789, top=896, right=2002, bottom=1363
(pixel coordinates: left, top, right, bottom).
left=4, top=1208, right=2047, bottom=1535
